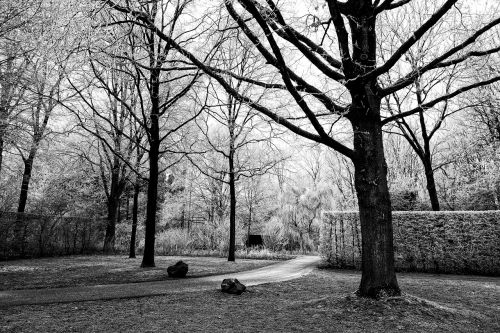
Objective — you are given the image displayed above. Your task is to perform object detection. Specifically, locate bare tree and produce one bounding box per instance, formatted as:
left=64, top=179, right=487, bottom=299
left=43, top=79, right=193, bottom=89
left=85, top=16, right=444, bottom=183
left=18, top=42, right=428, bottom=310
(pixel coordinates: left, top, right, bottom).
left=13, top=33, right=76, bottom=256
left=0, top=49, right=29, bottom=176
left=0, top=0, right=41, bottom=39
left=95, top=0, right=209, bottom=267
left=190, top=31, right=284, bottom=261
left=103, top=0, right=500, bottom=297
left=69, top=59, right=138, bottom=253
left=0, top=0, right=43, bottom=176
left=380, top=1, right=491, bottom=210
left=191, top=90, right=280, bottom=260
left=240, top=175, right=268, bottom=243
left=467, top=80, right=500, bottom=144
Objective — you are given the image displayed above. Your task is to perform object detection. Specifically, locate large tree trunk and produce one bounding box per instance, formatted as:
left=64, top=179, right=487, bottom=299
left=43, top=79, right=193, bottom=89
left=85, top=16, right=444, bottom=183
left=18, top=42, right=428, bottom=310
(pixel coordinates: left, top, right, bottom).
left=129, top=177, right=140, bottom=258
left=351, top=105, right=400, bottom=298
left=228, top=149, right=236, bottom=262
left=343, top=4, right=400, bottom=298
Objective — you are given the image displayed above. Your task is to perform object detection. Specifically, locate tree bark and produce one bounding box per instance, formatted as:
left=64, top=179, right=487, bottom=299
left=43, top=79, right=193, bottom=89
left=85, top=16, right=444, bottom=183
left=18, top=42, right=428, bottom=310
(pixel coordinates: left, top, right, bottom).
left=350, top=98, right=400, bottom=298
left=129, top=178, right=140, bottom=258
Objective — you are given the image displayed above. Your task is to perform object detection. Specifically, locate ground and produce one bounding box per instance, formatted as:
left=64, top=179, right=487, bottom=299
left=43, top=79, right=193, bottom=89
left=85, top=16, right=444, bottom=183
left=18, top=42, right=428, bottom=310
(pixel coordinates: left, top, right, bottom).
left=0, top=255, right=278, bottom=290
left=0, top=257, right=498, bottom=332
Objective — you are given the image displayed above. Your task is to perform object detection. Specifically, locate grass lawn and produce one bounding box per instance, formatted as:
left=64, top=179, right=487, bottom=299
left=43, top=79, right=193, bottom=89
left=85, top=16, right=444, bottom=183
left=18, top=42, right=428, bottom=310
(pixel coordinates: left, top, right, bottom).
left=1, top=268, right=498, bottom=332
left=0, top=255, right=278, bottom=290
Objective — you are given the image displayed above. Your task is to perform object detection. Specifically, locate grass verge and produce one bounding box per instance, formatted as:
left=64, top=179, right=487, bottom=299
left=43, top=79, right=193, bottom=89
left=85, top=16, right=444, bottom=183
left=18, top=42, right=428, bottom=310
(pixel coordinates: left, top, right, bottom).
left=0, top=255, right=278, bottom=290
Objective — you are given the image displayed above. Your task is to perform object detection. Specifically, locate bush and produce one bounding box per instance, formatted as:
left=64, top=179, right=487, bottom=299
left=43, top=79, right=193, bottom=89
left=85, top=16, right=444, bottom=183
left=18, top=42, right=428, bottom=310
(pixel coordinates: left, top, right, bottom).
left=114, top=221, right=144, bottom=254
left=155, top=228, right=192, bottom=255
left=320, top=211, right=500, bottom=275
left=153, top=219, right=247, bottom=256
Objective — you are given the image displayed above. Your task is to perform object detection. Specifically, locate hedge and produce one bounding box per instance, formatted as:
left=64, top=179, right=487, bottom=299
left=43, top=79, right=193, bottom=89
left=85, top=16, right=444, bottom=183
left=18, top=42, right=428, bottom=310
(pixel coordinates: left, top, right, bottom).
left=320, top=211, right=500, bottom=275
left=0, top=212, right=103, bottom=259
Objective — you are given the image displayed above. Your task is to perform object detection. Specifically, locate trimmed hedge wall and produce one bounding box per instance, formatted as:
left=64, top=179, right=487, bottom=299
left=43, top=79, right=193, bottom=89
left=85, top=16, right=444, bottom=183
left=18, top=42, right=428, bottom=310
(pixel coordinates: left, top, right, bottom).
left=320, top=211, right=500, bottom=275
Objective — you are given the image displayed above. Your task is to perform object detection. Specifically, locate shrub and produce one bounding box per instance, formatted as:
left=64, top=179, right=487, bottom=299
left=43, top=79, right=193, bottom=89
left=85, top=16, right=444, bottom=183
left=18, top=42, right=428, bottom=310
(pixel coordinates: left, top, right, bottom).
left=320, top=211, right=500, bottom=275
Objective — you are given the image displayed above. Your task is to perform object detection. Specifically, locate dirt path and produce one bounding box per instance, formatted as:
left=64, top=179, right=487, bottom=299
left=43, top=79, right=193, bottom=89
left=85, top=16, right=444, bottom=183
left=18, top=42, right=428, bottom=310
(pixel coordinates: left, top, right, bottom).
left=0, top=256, right=321, bottom=308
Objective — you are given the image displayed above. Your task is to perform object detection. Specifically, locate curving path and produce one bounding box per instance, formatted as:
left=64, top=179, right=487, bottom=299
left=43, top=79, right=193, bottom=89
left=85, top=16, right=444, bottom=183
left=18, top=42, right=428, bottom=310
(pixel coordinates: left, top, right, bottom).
left=0, top=256, right=321, bottom=308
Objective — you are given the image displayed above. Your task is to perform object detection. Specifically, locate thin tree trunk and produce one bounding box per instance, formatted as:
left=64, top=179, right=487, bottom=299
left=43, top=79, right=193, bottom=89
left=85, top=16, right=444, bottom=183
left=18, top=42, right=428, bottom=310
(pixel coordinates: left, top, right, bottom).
left=15, top=148, right=36, bottom=257
left=17, top=150, right=36, bottom=213
left=141, top=141, right=159, bottom=267
left=423, top=160, right=440, bottom=211
left=126, top=195, right=130, bottom=220
left=246, top=205, right=252, bottom=247
left=416, top=78, right=441, bottom=211
left=228, top=148, right=236, bottom=262
left=103, top=196, right=119, bottom=253
left=0, top=135, right=4, bottom=176
left=103, top=159, right=122, bottom=253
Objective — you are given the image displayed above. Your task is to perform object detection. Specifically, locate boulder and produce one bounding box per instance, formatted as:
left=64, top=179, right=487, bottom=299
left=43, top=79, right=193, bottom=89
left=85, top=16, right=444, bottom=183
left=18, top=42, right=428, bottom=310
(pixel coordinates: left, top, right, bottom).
left=167, top=260, right=188, bottom=278
left=221, top=278, right=246, bottom=295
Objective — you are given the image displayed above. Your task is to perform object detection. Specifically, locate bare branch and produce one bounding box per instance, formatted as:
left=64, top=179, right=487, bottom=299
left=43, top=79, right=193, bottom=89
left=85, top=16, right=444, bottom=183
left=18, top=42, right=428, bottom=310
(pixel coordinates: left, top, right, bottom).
left=375, top=0, right=412, bottom=14
left=100, top=0, right=355, bottom=159
left=363, top=0, right=458, bottom=82
left=382, top=76, right=500, bottom=125
left=383, top=16, right=500, bottom=96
